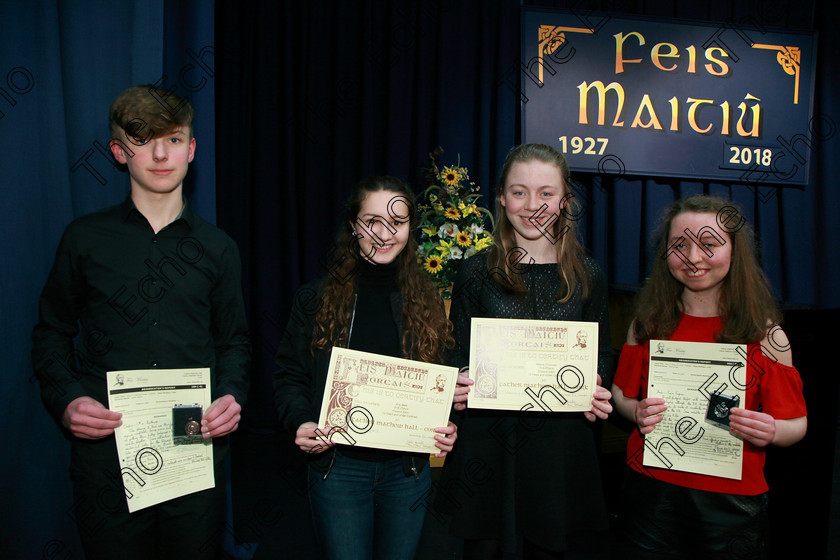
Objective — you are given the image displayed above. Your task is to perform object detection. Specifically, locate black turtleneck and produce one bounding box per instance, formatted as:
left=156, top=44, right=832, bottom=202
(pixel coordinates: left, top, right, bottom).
left=347, top=257, right=401, bottom=358
left=341, top=256, right=405, bottom=462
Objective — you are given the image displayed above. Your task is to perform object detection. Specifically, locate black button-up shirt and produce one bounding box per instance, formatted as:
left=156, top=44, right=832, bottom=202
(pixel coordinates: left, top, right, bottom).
left=32, top=197, right=250, bottom=423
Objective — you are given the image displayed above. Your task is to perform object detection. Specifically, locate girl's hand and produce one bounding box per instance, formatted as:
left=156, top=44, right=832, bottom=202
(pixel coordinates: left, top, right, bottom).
left=635, top=397, right=667, bottom=435
left=433, top=421, right=458, bottom=457
left=584, top=374, right=612, bottom=422
left=295, top=421, right=333, bottom=454
left=729, top=408, right=776, bottom=447
left=453, top=368, right=473, bottom=411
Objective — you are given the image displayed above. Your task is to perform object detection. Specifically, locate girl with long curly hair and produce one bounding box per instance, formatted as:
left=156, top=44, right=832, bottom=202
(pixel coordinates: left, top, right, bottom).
left=274, top=175, right=457, bottom=560
left=612, top=195, right=807, bottom=559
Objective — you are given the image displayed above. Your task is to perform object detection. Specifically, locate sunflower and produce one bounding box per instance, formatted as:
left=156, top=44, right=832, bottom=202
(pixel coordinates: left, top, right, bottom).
left=424, top=254, right=444, bottom=274
left=444, top=206, right=461, bottom=220
left=455, top=232, right=472, bottom=247
left=440, top=166, right=462, bottom=187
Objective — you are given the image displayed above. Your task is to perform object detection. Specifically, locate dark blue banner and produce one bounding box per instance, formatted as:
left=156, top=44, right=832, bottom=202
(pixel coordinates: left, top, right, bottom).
left=521, top=9, right=819, bottom=185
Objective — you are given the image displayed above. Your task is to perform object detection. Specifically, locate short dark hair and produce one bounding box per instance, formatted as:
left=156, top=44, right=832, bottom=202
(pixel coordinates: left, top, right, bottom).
left=109, top=84, right=194, bottom=141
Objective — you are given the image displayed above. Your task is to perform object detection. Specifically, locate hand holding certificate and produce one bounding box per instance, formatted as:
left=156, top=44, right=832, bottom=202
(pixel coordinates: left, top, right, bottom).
left=643, top=340, right=746, bottom=479
left=317, top=348, right=457, bottom=454
left=468, top=317, right=598, bottom=412
left=107, top=368, right=214, bottom=512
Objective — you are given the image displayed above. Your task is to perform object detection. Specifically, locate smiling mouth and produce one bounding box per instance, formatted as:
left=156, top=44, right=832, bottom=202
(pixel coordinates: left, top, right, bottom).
left=373, top=244, right=394, bottom=252
left=520, top=215, right=546, bottom=227
left=686, top=268, right=709, bottom=277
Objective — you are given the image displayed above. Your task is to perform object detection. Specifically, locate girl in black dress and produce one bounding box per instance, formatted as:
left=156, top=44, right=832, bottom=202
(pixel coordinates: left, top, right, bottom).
left=442, top=144, right=614, bottom=559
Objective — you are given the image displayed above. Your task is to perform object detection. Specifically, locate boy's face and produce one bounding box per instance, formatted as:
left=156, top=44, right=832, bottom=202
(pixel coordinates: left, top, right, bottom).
left=110, top=125, right=195, bottom=197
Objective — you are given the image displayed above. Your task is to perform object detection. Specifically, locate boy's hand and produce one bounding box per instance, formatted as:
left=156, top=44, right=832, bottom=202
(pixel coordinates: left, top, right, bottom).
left=201, top=394, right=241, bottom=438
left=63, top=396, right=122, bottom=439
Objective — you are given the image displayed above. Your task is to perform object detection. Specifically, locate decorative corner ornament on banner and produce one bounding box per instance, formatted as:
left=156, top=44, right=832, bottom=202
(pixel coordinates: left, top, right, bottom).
left=521, top=9, right=819, bottom=185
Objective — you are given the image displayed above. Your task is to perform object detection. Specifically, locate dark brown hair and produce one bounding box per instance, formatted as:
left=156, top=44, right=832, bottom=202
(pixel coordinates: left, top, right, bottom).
left=487, top=143, right=589, bottom=303
left=313, top=176, right=454, bottom=363
left=633, top=195, right=781, bottom=344
left=109, top=84, right=195, bottom=141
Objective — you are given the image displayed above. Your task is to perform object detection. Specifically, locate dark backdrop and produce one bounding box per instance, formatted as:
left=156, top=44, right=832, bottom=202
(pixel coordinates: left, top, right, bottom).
left=2, top=1, right=838, bottom=558
left=214, top=1, right=840, bottom=559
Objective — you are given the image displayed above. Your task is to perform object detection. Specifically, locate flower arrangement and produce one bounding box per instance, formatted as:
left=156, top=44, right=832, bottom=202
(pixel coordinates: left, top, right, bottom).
left=417, top=147, right=494, bottom=298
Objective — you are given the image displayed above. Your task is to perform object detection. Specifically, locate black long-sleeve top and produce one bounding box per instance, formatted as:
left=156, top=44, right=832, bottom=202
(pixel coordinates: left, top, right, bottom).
left=31, top=197, right=251, bottom=425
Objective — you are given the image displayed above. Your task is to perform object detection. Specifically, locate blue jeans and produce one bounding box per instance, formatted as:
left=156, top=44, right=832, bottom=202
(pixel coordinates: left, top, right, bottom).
left=308, top=450, right=430, bottom=560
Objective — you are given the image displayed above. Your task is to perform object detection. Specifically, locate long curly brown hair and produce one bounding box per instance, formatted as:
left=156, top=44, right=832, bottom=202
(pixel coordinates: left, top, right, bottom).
left=633, top=195, right=781, bottom=344
left=487, top=143, right=590, bottom=303
left=312, top=176, right=454, bottom=363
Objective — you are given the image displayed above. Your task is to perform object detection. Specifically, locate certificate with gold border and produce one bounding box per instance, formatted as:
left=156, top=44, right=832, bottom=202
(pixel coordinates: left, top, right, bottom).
left=468, top=317, right=598, bottom=411
left=317, top=348, right=457, bottom=453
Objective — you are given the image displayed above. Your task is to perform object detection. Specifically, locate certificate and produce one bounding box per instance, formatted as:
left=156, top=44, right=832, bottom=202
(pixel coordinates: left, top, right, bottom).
left=317, top=348, right=457, bottom=454
left=643, top=340, right=746, bottom=479
left=468, top=317, right=598, bottom=412
left=107, top=368, right=214, bottom=512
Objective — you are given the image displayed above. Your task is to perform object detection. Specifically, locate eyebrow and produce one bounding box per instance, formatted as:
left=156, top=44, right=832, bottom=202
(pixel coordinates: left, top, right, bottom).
left=508, top=183, right=560, bottom=189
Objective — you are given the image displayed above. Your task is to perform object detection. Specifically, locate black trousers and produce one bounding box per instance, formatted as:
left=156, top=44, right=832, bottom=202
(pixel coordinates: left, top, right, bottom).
left=69, top=436, right=226, bottom=560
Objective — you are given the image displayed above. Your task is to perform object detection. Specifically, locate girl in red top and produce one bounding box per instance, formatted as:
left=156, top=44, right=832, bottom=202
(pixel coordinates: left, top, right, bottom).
left=611, top=195, right=807, bottom=559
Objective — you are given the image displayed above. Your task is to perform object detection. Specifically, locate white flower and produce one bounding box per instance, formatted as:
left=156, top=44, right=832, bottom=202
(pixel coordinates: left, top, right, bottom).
left=469, top=224, right=485, bottom=235
left=449, top=247, right=464, bottom=260
left=465, top=247, right=478, bottom=258
left=438, top=223, right=460, bottom=238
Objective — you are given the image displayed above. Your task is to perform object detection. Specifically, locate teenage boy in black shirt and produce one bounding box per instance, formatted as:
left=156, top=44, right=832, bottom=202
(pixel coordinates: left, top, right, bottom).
left=32, top=84, right=250, bottom=559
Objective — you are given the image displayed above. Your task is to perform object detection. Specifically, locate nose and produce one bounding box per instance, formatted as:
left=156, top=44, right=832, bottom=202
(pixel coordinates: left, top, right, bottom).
left=685, top=240, right=706, bottom=264
left=370, top=219, right=394, bottom=243
left=525, top=192, right=541, bottom=211
left=152, top=140, right=168, bottom=161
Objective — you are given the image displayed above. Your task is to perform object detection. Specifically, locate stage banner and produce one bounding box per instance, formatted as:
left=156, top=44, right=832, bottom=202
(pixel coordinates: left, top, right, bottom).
left=521, top=9, right=818, bottom=185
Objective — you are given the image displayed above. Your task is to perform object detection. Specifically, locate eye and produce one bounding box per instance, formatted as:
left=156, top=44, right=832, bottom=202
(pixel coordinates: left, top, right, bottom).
left=168, top=137, right=181, bottom=143
left=132, top=137, right=149, bottom=145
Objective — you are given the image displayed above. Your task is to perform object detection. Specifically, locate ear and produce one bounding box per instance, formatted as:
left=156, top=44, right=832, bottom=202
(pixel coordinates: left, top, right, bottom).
left=499, top=191, right=506, bottom=208
left=110, top=139, right=128, bottom=164
left=187, top=137, right=196, bottom=163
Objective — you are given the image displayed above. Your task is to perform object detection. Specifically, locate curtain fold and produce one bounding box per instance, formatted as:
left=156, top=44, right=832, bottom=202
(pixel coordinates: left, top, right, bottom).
left=1, top=1, right=214, bottom=556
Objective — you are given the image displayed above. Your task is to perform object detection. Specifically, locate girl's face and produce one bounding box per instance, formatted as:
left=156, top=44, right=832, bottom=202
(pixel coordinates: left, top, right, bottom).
left=352, top=189, right=411, bottom=265
left=500, top=159, right=565, bottom=246
left=666, top=212, right=733, bottom=299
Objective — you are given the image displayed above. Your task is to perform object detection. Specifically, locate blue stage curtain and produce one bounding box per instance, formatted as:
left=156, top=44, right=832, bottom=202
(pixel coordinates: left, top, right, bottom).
left=1, top=1, right=215, bottom=557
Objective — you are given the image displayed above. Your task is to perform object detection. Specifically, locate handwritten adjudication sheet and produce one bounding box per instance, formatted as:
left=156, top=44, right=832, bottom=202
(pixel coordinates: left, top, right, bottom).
left=107, top=368, right=214, bottom=512
left=643, top=340, right=746, bottom=480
